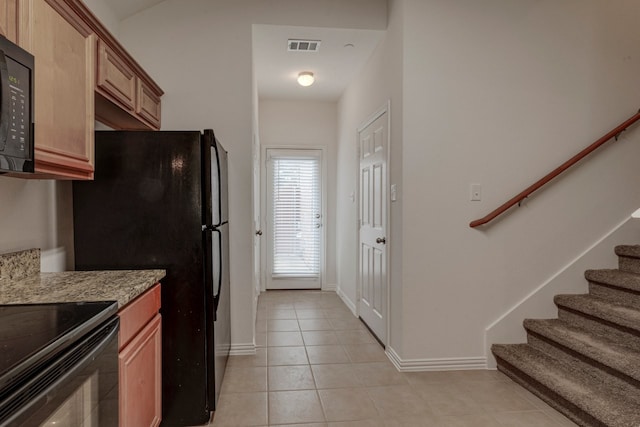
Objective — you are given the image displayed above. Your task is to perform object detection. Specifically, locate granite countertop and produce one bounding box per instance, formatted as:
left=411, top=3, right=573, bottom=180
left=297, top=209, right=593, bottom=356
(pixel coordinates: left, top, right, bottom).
left=0, top=249, right=165, bottom=308
left=0, top=270, right=166, bottom=308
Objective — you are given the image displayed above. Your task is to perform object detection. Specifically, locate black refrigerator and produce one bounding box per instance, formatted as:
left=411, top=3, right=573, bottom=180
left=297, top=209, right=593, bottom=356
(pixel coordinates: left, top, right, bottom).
left=72, top=130, right=230, bottom=426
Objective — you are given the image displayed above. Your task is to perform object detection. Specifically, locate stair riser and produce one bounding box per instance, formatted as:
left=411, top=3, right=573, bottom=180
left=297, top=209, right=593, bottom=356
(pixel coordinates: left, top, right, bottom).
left=557, top=308, right=640, bottom=348
left=526, top=333, right=640, bottom=389
left=618, top=256, right=640, bottom=275
left=588, top=282, right=640, bottom=307
left=494, top=357, right=605, bottom=427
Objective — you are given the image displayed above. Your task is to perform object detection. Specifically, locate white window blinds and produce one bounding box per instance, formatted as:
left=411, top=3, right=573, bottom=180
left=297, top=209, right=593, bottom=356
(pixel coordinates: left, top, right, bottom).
left=270, top=153, right=321, bottom=278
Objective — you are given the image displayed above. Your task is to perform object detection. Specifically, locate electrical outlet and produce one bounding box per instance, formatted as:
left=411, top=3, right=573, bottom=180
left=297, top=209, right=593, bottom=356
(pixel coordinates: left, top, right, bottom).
left=470, top=184, right=482, bottom=201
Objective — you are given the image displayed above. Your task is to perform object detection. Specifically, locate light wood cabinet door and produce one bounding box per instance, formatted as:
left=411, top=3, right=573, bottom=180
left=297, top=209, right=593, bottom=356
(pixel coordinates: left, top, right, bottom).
left=119, top=313, right=162, bottom=427
left=118, top=283, right=162, bottom=427
left=97, top=38, right=135, bottom=112
left=136, top=78, right=161, bottom=129
left=27, top=0, right=95, bottom=179
left=0, top=0, right=20, bottom=44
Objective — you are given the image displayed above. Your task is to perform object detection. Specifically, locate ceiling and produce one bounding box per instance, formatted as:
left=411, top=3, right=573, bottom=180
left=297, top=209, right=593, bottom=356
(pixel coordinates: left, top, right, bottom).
left=104, top=1, right=385, bottom=102
left=253, top=25, right=384, bottom=101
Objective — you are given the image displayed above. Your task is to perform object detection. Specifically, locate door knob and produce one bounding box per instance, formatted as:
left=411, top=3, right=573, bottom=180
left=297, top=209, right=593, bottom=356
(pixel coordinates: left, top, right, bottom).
left=376, top=237, right=386, bottom=244
left=255, top=230, right=263, bottom=236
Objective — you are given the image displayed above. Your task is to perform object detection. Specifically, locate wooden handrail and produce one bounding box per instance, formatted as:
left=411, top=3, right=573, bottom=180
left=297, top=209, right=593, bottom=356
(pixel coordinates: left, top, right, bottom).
left=470, top=110, right=640, bottom=228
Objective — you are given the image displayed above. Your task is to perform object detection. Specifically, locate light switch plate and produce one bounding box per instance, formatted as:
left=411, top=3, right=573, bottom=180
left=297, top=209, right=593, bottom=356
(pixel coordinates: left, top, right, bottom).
left=390, top=184, right=397, bottom=202
left=470, top=184, right=482, bottom=201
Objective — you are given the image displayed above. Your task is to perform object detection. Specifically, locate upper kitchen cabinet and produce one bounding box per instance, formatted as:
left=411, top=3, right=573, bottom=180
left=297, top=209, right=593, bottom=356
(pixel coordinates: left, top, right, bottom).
left=135, top=78, right=161, bottom=129
left=94, top=37, right=163, bottom=130
left=12, top=0, right=163, bottom=180
left=0, top=0, right=26, bottom=45
left=97, top=39, right=136, bottom=113
left=21, top=0, right=96, bottom=179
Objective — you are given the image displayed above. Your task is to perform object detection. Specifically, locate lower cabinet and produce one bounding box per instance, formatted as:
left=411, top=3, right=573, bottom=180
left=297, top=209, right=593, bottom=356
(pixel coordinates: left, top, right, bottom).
left=118, top=283, right=162, bottom=427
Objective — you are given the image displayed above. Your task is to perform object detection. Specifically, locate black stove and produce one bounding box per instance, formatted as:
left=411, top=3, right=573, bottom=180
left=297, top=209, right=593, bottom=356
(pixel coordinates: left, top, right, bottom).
left=0, top=301, right=117, bottom=395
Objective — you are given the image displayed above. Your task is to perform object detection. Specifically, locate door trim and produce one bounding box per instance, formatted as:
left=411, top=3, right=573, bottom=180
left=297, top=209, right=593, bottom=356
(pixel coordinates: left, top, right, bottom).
left=356, top=100, right=391, bottom=346
left=260, top=145, right=328, bottom=291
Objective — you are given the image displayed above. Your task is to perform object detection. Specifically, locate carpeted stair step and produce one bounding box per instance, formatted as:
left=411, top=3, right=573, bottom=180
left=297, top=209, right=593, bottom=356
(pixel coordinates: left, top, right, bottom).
left=615, top=245, right=640, bottom=274
left=585, top=269, right=640, bottom=306
left=492, top=343, right=640, bottom=427
left=555, top=294, right=640, bottom=342
left=523, top=318, right=640, bottom=386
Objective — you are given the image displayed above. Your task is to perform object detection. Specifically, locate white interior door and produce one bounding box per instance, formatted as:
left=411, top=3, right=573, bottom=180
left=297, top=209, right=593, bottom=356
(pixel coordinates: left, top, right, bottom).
left=252, top=135, right=262, bottom=302
left=358, top=109, right=388, bottom=344
left=266, top=149, right=323, bottom=289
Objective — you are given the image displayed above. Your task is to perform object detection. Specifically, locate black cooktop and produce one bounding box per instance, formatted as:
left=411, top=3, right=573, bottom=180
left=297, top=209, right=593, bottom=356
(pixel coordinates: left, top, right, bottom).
left=0, top=301, right=118, bottom=393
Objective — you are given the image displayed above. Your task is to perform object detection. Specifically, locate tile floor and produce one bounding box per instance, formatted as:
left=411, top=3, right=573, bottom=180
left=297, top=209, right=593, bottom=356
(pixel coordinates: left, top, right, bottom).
left=205, top=291, right=578, bottom=427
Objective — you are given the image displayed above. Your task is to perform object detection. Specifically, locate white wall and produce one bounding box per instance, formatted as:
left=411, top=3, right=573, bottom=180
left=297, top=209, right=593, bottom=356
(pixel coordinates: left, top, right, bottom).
left=336, top=0, right=640, bottom=367
left=396, top=0, right=640, bottom=362
left=118, top=0, right=387, bottom=348
left=82, top=0, right=120, bottom=36
left=259, top=99, right=338, bottom=288
left=336, top=0, right=404, bottom=349
left=0, top=178, right=68, bottom=258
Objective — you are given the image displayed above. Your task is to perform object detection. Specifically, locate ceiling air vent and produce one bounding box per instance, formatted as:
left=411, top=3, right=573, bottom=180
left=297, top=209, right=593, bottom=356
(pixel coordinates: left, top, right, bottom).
left=288, top=39, right=321, bottom=52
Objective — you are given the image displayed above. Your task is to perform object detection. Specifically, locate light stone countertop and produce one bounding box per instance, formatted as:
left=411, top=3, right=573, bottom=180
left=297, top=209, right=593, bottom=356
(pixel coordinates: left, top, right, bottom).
left=0, top=270, right=166, bottom=308
left=0, top=249, right=165, bottom=308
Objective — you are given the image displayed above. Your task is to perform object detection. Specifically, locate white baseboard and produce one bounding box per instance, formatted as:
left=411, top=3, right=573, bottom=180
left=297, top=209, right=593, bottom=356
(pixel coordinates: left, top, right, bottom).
left=336, top=286, right=357, bottom=315
left=322, top=283, right=337, bottom=291
left=386, top=346, right=487, bottom=372
left=229, top=343, right=256, bottom=356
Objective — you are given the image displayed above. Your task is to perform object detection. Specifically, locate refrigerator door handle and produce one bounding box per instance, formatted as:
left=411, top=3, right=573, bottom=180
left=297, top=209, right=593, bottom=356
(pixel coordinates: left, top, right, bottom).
left=212, top=228, right=223, bottom=314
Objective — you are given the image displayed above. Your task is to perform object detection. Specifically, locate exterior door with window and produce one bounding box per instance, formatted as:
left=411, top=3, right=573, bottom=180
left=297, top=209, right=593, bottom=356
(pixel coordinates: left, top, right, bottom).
left=266, top=149, right=323, bottom=289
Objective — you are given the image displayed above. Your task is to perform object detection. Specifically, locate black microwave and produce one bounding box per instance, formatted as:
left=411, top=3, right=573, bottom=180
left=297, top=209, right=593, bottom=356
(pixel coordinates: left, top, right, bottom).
left=0, top=36, right=33, bottom=174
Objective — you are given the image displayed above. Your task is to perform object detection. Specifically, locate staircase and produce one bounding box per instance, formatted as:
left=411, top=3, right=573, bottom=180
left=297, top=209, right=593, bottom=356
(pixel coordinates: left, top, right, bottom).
left=492, top=245, right=640, bottom=427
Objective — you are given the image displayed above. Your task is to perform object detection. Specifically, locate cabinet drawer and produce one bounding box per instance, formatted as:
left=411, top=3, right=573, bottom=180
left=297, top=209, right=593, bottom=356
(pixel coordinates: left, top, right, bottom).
left=118, top=283, right=161, bottom=350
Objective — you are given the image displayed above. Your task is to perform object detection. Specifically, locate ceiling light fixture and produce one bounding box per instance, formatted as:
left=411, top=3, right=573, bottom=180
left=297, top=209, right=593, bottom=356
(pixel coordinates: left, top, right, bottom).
left=297, top=71, right=315, bottom=87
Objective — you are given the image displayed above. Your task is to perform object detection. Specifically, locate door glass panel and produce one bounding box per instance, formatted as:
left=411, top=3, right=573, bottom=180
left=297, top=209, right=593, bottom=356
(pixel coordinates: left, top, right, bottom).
left=43, top=373, right=98, bottom=426
left=269, top=152, right=321, bottom=279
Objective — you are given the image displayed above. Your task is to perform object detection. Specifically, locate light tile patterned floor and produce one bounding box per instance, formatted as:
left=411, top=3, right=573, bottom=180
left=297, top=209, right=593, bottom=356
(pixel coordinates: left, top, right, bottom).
left=205, top=291, right=578, bottom=427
